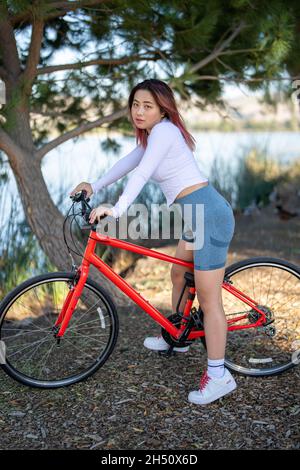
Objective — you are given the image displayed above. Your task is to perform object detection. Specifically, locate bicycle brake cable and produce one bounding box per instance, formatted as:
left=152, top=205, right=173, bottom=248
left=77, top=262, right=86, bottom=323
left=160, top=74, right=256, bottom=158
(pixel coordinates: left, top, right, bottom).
left=63, top=202, right=84, bottom=267
left=63, top=192, right=103, bottom=268
left=63, top=203, right=96, bottom=264
left=70, top=204, right=86, bottom=257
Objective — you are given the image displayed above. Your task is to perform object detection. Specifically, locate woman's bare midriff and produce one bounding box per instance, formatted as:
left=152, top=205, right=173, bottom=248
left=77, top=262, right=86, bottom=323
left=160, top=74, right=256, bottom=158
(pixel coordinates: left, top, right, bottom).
left=175, top=181, right=209, bottom=201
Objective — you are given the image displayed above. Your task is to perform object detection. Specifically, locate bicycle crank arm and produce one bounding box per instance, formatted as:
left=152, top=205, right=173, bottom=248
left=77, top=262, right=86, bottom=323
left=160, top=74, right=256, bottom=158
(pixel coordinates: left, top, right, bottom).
left=158, top=346, right=176, bottom=357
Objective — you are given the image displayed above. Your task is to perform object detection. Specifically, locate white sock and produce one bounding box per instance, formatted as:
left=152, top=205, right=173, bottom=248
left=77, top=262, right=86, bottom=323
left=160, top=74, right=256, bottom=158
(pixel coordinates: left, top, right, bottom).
left=207, top=358, right=225, bottom=378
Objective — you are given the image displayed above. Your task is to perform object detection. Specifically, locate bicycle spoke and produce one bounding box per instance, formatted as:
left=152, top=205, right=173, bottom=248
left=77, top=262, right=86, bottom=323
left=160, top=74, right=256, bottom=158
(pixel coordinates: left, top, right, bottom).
left=37, top=341, right=57, bottom=379
left=61, top=335, right=97, bottom=361
left=1, top=327, right=50, bottom=338
left=70, top=296, right=104, bottom=329
left=0, top=275, right=118, bottom=386
left=265, top=267, right=274, bottom=305
left=32, top=286, right=54, bottom=328
left=7, top=335, right=50, bottom=359
left=11, top=299, right=43, bottom=323
left=20, top=336, right=52, bottom=368
left=223, top=260, right=300, bottom=375
left=68, top=317, right=108, bottom=331
left=67, top=330, right=109, bottom=344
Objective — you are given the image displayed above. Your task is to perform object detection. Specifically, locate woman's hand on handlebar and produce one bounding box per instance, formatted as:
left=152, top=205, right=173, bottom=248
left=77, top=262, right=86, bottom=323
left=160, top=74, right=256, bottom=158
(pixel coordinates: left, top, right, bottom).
left=70, top=182, right=93, bottom=198
left=89, top=206, right=113, bottom=224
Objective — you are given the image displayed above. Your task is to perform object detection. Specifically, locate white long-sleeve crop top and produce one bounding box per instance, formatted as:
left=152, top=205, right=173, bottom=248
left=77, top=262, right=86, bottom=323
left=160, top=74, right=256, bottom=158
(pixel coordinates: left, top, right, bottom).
left=90, top=118, right=208, bottom=219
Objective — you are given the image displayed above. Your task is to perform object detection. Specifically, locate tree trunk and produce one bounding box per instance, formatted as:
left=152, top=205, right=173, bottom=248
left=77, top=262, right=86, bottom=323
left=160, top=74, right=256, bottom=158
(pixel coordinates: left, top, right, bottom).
left=3, top=133, right=130, bottom=307
left=0, top=11, right=134, bottom=309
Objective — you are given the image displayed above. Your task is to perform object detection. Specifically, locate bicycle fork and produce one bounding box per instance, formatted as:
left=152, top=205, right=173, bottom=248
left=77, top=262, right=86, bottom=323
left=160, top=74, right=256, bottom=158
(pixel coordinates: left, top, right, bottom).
left=53, top=265, right=89, bottom=342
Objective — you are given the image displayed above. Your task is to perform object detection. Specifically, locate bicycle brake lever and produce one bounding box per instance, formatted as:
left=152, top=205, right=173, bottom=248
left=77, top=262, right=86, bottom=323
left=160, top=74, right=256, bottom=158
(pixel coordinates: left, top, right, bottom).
left=70, top=190, right=90, bottom=203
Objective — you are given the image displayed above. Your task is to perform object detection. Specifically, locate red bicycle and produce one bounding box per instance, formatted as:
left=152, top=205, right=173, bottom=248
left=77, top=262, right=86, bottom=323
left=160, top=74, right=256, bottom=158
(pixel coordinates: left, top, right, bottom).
left=0, top=191, right=299, bottom=388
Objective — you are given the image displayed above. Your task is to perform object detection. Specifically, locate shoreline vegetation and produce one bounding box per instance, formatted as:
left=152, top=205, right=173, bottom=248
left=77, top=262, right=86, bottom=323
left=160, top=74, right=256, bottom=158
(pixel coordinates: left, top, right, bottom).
left=42, top=119, right=299, bottom=141
left=33, top=94, right=300, bottom=140
left=1, top=145, right=299, bottom=299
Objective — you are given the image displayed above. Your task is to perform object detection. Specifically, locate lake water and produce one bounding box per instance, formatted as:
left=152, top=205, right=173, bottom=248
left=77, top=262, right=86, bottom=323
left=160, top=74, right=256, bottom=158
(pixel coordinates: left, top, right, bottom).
left=42, top=130, right=300, bottom=190
left=1, top=131, right=300, bottom=225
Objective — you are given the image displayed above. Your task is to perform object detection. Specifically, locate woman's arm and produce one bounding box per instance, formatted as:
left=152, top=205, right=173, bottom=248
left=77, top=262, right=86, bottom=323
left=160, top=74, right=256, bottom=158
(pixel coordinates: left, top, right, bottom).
left=111, top=123, right=174, bottom=219
left=90, top=145, right=145, bottom=194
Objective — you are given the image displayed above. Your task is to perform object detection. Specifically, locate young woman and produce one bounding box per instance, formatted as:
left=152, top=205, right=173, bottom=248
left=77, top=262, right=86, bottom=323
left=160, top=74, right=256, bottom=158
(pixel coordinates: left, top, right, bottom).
left=70, top=79, right=237, bottom=405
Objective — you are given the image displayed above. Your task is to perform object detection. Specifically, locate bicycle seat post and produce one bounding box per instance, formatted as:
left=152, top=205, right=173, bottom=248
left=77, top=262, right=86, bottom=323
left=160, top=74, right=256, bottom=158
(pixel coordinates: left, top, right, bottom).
left=175, top=279, right=188, bottom=314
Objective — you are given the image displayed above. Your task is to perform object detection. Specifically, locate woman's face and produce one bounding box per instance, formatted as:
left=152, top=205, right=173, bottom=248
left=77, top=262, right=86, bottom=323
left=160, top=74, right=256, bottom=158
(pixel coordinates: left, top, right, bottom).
left=131, top=89, right=164, bottom=134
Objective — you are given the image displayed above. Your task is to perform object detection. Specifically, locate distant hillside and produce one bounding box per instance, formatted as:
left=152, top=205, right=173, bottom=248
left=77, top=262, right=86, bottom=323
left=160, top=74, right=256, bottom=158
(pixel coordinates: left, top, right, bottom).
left=181, top=95, right=299, bottom=131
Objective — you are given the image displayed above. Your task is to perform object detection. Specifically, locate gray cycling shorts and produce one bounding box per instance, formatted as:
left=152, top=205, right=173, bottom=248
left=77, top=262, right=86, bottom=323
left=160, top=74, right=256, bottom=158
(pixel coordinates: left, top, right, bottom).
left=174, top=182, right=235, bottom=271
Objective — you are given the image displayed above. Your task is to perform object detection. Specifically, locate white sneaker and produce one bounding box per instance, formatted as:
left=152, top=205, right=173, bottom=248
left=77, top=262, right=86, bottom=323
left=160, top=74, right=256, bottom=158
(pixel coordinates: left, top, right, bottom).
left=188, top=368, right=237, bottom=405
left=143, top=335, right=190, bottom=353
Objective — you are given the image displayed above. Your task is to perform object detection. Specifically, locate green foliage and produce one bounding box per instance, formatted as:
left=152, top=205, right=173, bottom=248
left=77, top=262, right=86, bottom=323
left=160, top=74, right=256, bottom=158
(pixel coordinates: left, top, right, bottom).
left=0, top=211, right=53, bottom=297
left=1, top=0, right=298, bottom=147
left=0, top=0, right=299, bottom=278
left=100, top=137, right=122, bottom=154
left=286, top=159, right=300, bottom=185
left=207, top=145, right=300, bottom=213
left=0, top=182, right=54, bottom=297
left=235, top=148, right=285, bottom=210
left=0, top=153, right=54, bottom=296
left=208, top=155, right=236, bottom=205
left=0, top=142, right=299, bottom=291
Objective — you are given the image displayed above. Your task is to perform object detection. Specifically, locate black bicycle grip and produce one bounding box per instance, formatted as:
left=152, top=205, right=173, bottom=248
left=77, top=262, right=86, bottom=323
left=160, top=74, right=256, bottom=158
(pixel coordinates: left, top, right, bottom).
left=81, top=189, right=90, bottom=203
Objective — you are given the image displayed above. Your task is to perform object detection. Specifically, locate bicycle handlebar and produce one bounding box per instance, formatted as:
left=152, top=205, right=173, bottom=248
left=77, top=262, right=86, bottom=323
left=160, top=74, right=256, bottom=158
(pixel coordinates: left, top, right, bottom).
left=69, top=190, right=108, bottom=226
left=70, top=189, right=89, bottom=203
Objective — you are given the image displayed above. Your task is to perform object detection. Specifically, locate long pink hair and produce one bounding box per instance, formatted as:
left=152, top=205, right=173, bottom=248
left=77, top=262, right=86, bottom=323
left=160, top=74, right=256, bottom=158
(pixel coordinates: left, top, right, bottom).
left=128, top=79, right=196, bottom=151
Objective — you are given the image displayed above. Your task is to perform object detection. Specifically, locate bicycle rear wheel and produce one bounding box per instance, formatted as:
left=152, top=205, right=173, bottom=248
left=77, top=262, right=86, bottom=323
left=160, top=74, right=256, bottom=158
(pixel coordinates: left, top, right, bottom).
left=219, top=257, right=300, bottom=376
left=0, top=272, right=119, bottom=388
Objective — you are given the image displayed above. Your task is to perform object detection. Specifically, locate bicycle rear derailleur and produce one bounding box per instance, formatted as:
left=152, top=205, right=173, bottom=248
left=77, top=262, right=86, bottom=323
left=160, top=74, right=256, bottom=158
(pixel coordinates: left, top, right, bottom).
left=248, top=305, right=276, bottom=337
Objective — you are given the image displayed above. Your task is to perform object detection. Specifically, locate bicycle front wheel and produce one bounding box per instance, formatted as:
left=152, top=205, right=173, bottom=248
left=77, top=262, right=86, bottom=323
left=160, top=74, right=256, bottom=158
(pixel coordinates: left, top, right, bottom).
left=222, top=257, right=300, bottom=376
left=0, top=272, right=119, bottom=388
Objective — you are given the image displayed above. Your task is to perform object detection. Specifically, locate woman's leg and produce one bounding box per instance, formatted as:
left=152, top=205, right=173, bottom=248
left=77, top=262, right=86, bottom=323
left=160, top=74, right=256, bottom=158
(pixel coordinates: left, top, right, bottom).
left=188, top=266, right=237, bottom=405
left=143, top=238, right=193, bottom=352
left=194, top=266, right=227, bottom=359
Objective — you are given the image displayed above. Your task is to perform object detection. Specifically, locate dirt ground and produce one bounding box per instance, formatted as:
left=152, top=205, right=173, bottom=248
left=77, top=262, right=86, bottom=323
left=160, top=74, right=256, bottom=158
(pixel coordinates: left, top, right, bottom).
left=0, top=207, right=299, bottom=450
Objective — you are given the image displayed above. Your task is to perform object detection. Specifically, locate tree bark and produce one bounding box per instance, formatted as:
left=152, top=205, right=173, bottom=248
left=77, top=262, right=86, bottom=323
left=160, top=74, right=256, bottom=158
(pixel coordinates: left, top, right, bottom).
left=0, top=7, right=130, bottom=307
left=3, top=133, right=131, bottom=307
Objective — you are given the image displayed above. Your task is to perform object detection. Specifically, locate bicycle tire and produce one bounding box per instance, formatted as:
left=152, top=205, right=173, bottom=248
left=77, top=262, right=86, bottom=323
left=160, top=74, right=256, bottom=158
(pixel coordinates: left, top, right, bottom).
left=0, top=271, right=119, bottom=388
left=200, top=257, right=300, bottom=377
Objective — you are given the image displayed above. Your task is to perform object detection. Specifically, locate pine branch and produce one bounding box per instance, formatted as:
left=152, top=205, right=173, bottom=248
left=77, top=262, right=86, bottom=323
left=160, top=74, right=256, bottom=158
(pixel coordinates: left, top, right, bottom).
left=0, top=126, right=22, bottom=158
left=218, top=48, right=264, bottom=56
left=36, top=107, right=128, bottom=161
left=215, top=56, right=240, bottom=75
left=30, top=108, right=79, bottom=120
left=189, top=21, right=248, bottom=74
left=36, top=53, right=161, bottom=75
left=0, top=17, right=21, bottom=79
left=191, top=74, right=297, bottom=83
left=9, top=1, right=110, bottom=26
left=22, top=19, right=44, bottom=93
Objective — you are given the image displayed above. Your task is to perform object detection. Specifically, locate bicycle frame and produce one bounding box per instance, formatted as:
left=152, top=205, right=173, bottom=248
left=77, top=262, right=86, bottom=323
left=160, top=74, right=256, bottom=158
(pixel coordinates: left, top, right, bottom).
left=54, top=230, right=269, bottom=339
